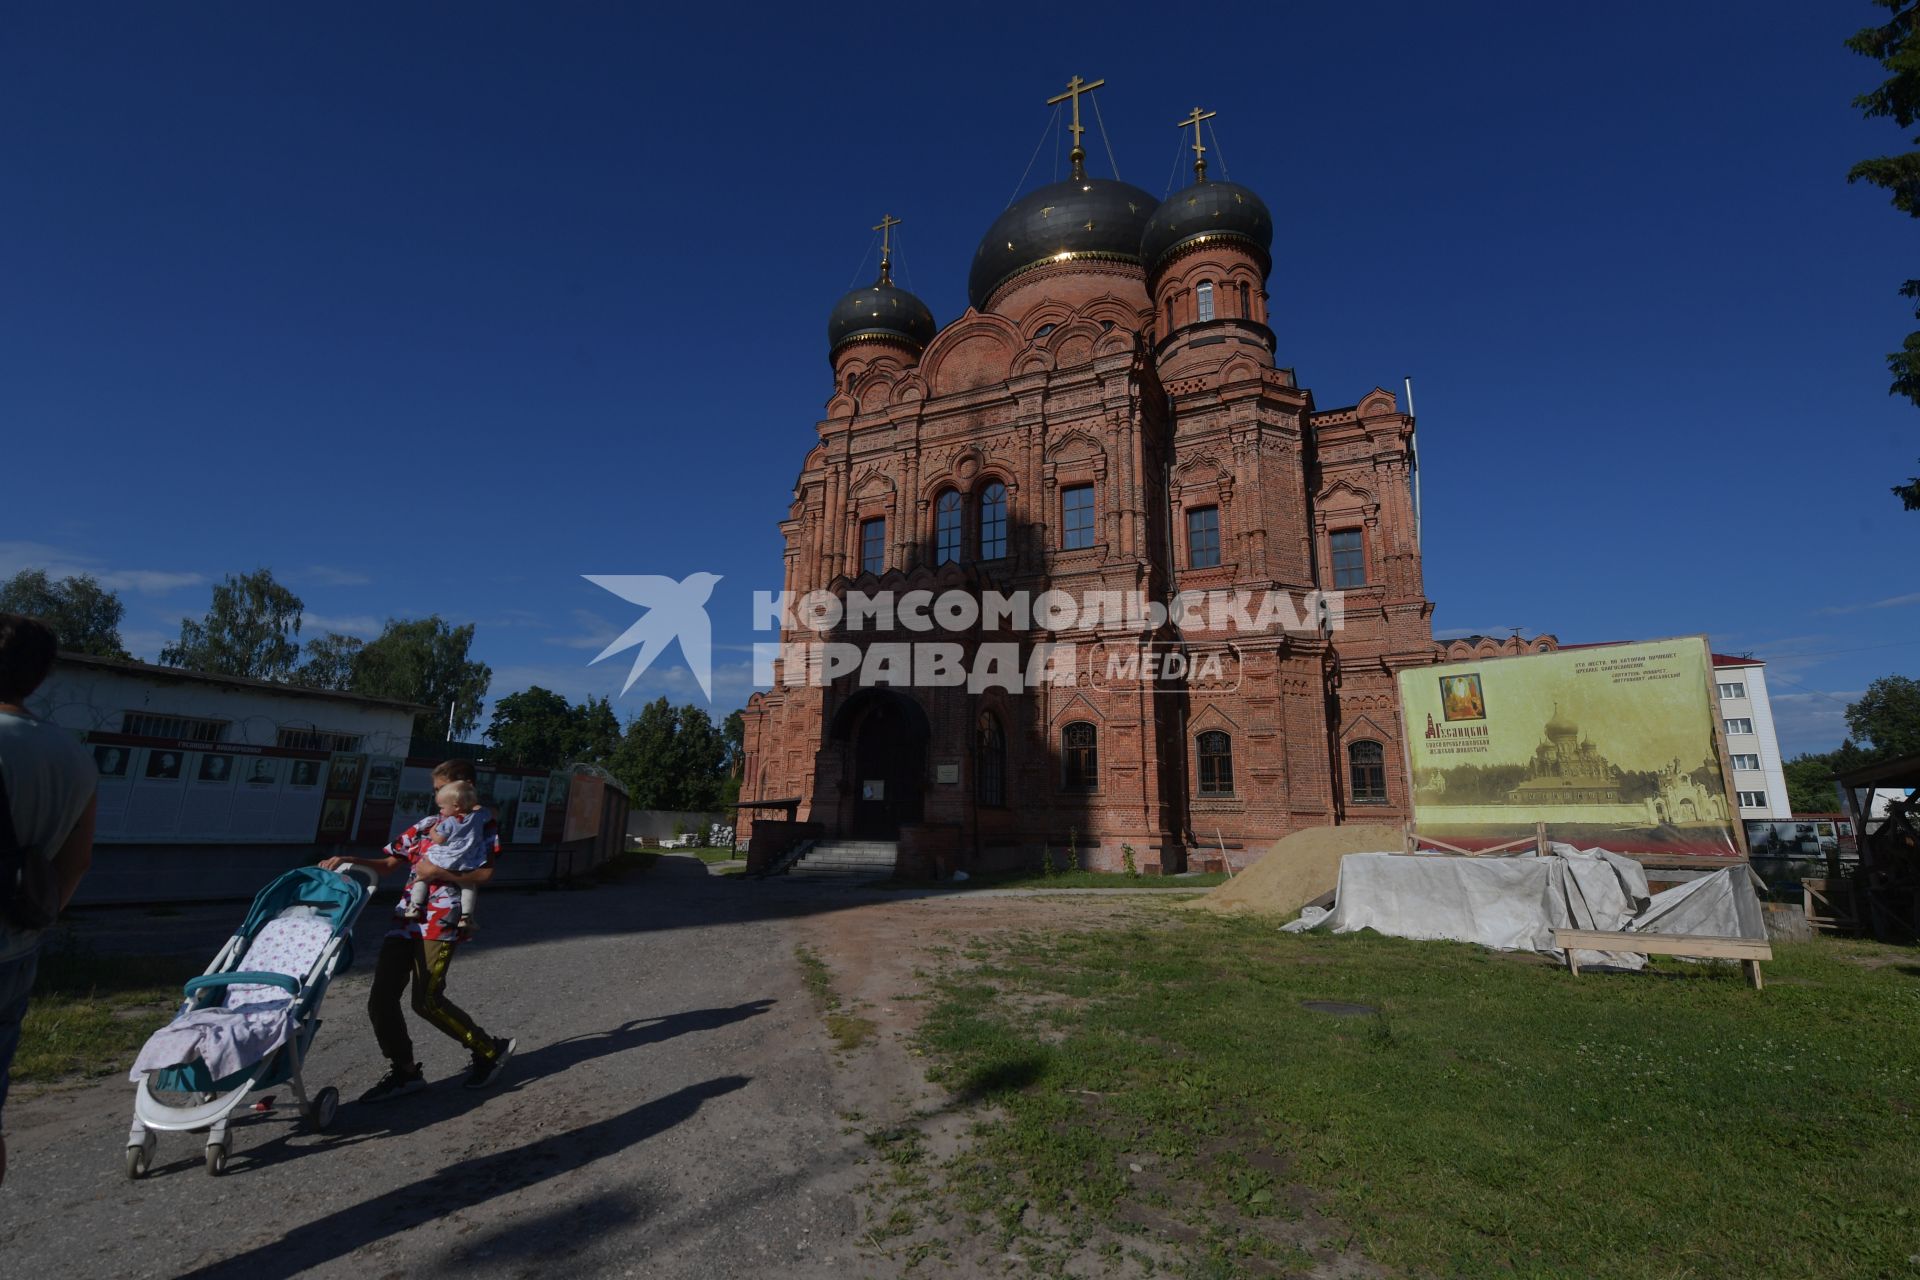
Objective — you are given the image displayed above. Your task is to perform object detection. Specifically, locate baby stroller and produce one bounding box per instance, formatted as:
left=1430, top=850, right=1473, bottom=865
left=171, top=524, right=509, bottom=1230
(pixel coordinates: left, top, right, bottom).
left=124, top=863, right=375, bottom=1177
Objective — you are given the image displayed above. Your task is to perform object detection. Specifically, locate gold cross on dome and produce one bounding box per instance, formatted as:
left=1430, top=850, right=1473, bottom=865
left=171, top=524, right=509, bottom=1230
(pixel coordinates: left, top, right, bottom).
left=1177, top=105, right=1217, bottom=181
left=1047, top=73, right=1106, bottom=177
left=873, top=213, right=902, bottom=283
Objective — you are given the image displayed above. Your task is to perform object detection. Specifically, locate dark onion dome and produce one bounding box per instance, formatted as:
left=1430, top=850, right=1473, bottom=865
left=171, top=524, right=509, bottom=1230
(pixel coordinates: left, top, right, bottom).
left=828, top=275, right=937, bottom=356
left=1139, top=178, right=1273, bottom=280
left=968, top=176, right=1159, bottom=310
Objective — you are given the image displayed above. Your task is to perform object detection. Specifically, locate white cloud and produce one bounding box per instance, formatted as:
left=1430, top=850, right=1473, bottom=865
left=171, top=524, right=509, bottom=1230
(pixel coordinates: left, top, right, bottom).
left=1768, top=689, right=1862, bottom=757
left=119, top=627, right=175, bottom=663
left=1816, top=592, right=1920, bottom=616
left=0, top=541, right=204, bottom=596
left=299, top=613, right=384, bottom=638
left=543, top=609, right=621, bottom=651
left=297, top=565, right=373, bottom=587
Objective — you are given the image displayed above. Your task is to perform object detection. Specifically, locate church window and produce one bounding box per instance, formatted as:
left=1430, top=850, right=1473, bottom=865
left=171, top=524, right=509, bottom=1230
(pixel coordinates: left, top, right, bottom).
left=1196, top=281, right=1215, bottom=322
left=979, top=482, right=1008, bottom=560
left=976, top=711, right=1006, bottom=807
left=934, top=490, right=962, bottom=564
left=1166, top=296, right=1175, bottom=329
left=1186, top=506, right=1221, bottom=569
left=1034, top=323, right=1056, bottom=338
left=1062, top=721, right=1098, bottom=790
left=1330, top=528, right=1366, bottom=588
left=1061, top=484, right=1096, bottom=550
left=1197, top=731, right=1233, bottom=794
left=861, top=517, right=886, bottom=575
left=1348, top=740, right=1386, bottom=804
left=1239, top=281, right=1251, bottom=318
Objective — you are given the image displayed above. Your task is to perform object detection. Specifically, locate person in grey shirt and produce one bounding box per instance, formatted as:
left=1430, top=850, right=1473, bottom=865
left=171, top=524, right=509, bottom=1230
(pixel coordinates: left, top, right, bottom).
left=0, top=614, right=97, bottom=1186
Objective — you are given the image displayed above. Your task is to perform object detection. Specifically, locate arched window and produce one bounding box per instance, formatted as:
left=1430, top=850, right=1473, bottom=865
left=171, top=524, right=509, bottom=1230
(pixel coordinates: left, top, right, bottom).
left=979, top=481, right=1008, bottom=560
left=934, top=490, right=962, bottom=564
left=1196, top=280, right=1215, bottom=323
left=1348, top=740, right=1386, bottom=804
left=976, top=711, right=1005, bottom=807
left=1197, top=731, right=1233, bottom=794
left=1061, top=721, right=1098, bottom=790
left=1238, top=281, right=1251, bottom=319
left=1165, top=296, right=1175, bottom=329
left=1033, top=322, right=1056, bottom=338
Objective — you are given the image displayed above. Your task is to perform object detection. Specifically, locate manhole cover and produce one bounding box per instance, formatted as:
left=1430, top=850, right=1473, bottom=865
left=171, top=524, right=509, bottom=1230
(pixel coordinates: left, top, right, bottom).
left=1301, top=1000, right=1376, bottom=1017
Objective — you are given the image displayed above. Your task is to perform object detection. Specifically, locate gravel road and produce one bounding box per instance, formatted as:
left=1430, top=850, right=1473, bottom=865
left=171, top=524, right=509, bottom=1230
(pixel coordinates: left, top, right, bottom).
left=0, top=857, right=889, bottom=1279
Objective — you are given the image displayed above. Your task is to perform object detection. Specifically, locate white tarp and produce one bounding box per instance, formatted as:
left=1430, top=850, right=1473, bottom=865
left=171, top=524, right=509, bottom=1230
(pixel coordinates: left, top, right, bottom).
left=1286, top=844, right=1765, bottom=969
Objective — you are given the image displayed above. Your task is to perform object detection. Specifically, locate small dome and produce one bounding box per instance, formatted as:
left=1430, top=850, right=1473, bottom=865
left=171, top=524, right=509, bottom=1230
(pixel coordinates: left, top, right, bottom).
left=1140, top=178, right=1272, bottom=279
left=828, top=277, right=937, bottom=356
left=969, top=176, right=1159, bottom=311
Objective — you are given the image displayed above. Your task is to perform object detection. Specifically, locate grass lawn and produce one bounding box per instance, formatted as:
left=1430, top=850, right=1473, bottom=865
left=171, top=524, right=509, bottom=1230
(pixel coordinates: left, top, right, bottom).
left=15, top=938, right=201, bottom=1085
left=882, top=870, right=1230, bottom=892
left=917, top=911, right=1920, bottom=1278
left=683, top=845, right=745, bottom=865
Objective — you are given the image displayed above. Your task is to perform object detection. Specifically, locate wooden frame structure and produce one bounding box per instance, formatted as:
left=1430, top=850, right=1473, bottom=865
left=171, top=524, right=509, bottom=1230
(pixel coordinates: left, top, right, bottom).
left=1553, top=927, right=1771, bottom=990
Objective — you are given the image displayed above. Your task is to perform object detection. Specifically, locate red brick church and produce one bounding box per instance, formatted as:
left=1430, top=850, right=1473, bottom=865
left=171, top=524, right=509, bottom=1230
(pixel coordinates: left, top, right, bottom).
left=741, top=85, right=1524, bottom=874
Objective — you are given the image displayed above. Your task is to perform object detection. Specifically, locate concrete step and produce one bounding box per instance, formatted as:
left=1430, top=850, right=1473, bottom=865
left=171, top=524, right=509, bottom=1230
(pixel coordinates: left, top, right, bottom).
left=796, top=859, right=897, bottom=872
left=803, top=851, right=897, bottom=863
left=809, top=843, right=898, bottom=854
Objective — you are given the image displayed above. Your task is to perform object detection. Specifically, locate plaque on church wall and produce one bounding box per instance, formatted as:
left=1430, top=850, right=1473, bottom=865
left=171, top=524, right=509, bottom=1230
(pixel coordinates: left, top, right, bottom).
left=936, top=764, right=959, bottom=784
left=1398, top=636, right=1741, bottom=858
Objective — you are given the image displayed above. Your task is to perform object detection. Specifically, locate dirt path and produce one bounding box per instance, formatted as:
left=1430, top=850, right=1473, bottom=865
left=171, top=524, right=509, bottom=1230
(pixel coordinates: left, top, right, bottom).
left=0, top=858, right=1198, bottom=1278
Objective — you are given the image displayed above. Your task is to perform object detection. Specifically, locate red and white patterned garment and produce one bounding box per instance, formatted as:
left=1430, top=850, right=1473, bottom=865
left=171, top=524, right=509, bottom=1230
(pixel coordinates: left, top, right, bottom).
left=382, top=808, right=500, bottom=943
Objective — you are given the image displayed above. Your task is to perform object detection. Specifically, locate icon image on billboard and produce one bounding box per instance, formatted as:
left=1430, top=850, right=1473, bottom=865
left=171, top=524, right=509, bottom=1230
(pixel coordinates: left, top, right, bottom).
left=1440, top=673, right=1486, bottom=722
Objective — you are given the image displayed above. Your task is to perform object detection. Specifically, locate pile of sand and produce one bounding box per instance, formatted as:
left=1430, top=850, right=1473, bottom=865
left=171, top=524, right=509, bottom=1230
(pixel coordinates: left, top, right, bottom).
left=1183, top=824, right=1405, bottom=918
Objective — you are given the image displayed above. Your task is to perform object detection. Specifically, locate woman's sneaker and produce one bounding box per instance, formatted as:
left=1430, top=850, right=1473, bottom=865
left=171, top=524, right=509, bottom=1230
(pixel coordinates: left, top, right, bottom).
left=463, top=1037, right=517, bottom=1090
left=359, top=1063, right=426, bottom=1103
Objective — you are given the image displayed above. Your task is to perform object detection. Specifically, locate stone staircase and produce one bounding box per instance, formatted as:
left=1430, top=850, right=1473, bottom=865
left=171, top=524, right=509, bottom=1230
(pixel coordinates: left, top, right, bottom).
left=783, top=839, right=899, bottom=881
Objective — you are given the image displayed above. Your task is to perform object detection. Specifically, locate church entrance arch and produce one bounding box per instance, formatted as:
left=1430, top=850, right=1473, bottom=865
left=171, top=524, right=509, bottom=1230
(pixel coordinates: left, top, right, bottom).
left=830, top=689, right=929, bottom=839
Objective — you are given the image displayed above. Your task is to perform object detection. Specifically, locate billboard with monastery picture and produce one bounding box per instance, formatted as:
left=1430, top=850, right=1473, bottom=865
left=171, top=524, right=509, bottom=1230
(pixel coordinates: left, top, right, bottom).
left=1397, top=636, right=1741, bottom=857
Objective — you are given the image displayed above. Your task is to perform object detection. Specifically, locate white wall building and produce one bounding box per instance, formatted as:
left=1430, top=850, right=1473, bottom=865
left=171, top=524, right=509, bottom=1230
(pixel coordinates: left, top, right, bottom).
left=1712, top=654, right=1791, bottom=820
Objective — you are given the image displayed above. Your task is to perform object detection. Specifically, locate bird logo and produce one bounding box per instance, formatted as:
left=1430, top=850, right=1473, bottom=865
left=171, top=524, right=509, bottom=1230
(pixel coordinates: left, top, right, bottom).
left=583, top=572, right=723, bottom=700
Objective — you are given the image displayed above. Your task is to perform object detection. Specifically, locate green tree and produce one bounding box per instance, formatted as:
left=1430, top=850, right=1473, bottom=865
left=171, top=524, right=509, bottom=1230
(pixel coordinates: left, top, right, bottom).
left=722, top=709, right=746, bottom=777
left=1847, top=0, right=1920, bottom=507
left=609, top=697, right=679, bottom=809
left=674, top=706, right=730, bottom=809
left=0, top=569, right=130, bottom=658
left=486, top=686, right=580, bottom=769
left=1846, top=673, right=1920, bottom=759
left=575, top=695, right=623, bottom=767
left=352, top=616, right=491, bottom=741
left=290, top=632, right=364, bottom=691
left=161, top=568, right=303, bottom=680
left=1784, top=752, right=1842, bottom=813
left=605, top=698, right=734, bottom=811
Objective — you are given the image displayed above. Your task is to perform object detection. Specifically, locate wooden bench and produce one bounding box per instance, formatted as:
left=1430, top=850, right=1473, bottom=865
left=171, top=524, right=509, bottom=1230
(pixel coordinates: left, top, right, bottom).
left=1551, top=928, right=1773, bottom=990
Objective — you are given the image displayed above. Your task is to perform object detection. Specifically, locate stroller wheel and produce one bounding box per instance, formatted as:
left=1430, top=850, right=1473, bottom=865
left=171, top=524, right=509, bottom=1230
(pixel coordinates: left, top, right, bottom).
left=205, top=1142, right=229, bottom=1177
left=310, top=1087, right=340, bottom=1133
left=125, top=1130, right=156, bottom=1180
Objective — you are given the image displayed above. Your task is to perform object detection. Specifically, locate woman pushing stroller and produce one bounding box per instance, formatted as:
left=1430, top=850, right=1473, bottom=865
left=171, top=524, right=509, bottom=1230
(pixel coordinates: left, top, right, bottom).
left=321, top=759, right=515, bottom=1099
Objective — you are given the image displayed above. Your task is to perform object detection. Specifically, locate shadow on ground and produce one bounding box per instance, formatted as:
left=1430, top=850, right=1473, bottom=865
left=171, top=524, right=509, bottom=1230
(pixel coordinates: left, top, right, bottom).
left=176, top=1075, right=751, bottom=1279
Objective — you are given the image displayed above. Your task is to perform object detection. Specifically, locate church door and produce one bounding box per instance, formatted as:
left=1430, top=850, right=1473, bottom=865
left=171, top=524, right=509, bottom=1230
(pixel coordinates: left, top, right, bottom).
left=850, top=696, right=926, bottom=839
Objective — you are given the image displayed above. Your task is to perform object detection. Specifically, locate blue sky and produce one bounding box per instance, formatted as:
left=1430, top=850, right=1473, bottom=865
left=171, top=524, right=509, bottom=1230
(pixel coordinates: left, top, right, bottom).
left=3, top=4, right=1915, bottom=755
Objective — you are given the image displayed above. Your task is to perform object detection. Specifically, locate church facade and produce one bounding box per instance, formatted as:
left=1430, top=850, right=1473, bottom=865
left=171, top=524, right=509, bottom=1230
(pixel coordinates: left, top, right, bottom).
left=741, top=92, right=1447, bottom=874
